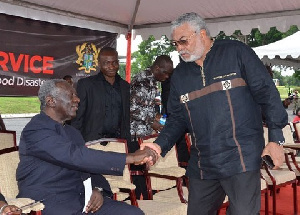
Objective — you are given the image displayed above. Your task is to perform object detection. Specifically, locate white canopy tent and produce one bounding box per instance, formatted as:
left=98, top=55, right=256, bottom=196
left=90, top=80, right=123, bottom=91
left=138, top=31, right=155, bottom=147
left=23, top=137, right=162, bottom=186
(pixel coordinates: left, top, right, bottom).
left=1, top=0, right=300, bottom=79
left=253, top=31, right=300, bottom=69
left=0, top=0, right=300, bottom=38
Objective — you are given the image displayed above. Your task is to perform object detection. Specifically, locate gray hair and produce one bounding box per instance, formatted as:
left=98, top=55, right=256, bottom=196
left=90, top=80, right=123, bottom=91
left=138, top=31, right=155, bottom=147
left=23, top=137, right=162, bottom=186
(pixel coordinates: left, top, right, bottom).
left=171, top=12, right=210, bottom=36
left=38, top=79, right=65, bottom=110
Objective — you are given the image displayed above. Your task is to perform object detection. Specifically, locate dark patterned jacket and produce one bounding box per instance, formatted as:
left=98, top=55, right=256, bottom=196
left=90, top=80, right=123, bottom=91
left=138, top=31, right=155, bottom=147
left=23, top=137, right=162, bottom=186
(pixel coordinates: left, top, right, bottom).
left=155, top=40, right=287, bottom=179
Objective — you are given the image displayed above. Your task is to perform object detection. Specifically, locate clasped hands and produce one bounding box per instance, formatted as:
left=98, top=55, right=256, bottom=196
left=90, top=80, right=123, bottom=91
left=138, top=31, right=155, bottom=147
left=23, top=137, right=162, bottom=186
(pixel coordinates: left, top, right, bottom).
left=126, top=142, right=162, bottom=166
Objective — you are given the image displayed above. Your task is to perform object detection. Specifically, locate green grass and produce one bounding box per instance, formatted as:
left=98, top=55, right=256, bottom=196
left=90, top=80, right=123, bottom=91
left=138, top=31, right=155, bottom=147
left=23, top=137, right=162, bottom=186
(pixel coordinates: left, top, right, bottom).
left=0, top=97, right=40, bottom=114
left=276, top=86, right=289, bottom=99
left=0, top=85, right=296, bottom=114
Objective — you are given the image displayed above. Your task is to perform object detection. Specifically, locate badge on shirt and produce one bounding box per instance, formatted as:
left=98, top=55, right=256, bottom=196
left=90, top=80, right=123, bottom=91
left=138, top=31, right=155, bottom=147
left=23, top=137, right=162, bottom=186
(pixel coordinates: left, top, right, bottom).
left=221, top=80, right=232, bottom=90
left=180, top=93, right=190, bottom=103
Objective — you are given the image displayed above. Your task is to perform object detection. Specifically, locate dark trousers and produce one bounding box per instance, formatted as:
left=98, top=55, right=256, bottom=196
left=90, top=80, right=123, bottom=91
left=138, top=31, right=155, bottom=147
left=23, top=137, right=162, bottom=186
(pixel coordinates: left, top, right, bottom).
left=187, top=170, right=261, bottom=215
left=129, top=138, right=149, bottom=199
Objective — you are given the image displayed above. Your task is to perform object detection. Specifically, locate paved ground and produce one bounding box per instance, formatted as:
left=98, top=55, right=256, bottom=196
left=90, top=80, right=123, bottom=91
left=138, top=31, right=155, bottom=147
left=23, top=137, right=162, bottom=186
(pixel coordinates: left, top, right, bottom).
left=2, top=105, right=296, bottom=145
left=2, top=114, right=36, bottom=144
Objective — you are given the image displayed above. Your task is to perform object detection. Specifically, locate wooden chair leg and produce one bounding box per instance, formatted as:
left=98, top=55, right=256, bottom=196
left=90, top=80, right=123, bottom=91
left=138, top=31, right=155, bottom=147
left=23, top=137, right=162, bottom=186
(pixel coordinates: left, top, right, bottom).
left=176, top=177, right=187, bottom=203
left=144, top=175, right=153, bottom=200
left=272, top=185, right=277, bottom=215
left=129, top=189, right=139, bottom=207
left=265, top=190, right=269, bottom=215
left=293, top=182, right=298, bottom=215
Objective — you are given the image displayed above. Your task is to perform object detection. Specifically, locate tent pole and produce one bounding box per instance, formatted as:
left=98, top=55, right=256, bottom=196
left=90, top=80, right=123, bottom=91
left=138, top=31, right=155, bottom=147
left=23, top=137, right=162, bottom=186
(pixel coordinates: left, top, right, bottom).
left=125, top=31, right=132, bottom=83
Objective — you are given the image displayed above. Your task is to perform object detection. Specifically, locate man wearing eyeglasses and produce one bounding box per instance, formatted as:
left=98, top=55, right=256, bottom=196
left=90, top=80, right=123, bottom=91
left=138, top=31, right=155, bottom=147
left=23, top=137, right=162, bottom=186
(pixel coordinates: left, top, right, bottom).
left=142, top=12, right=287, bottom=215
left=71, top=47, right=131, bottom=146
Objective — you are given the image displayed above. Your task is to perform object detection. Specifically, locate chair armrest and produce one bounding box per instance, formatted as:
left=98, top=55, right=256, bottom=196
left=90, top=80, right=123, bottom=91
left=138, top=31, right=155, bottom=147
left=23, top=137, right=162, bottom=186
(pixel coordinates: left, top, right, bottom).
left=6, top=198, right=44, bottom=214
left=285, top=151, right=300, bottom=172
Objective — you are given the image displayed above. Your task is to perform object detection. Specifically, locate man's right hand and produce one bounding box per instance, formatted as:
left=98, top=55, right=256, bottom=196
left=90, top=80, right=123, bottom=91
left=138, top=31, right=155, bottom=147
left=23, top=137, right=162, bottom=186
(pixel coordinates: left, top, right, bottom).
left=126, top=147, right=158, bottom=165
left=140, top=142, right=162, bottom=166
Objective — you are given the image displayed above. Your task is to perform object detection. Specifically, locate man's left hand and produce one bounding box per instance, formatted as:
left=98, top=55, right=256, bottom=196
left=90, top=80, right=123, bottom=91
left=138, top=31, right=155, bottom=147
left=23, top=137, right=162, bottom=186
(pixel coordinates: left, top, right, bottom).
left=151, top=120, right=163, bottom=132
left=85, top=189, right=103, bottom=213
left=1, top=205, right=22, bottom=215
left=262, top=142, right=285, bottom=169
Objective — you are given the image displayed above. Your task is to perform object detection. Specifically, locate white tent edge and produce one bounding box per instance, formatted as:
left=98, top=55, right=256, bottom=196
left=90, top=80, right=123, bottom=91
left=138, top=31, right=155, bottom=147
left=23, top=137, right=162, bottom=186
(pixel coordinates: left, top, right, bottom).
left=1, top=1, right=300, bottom=39
left=253, top=31, right=300, bottom=69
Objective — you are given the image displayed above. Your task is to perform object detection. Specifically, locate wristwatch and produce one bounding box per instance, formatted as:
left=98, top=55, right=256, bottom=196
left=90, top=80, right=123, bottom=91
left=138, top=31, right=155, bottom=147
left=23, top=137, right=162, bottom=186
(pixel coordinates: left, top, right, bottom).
left=274, top=140, right=285, bottom=146
left=94, top=187, right=103, bottom=195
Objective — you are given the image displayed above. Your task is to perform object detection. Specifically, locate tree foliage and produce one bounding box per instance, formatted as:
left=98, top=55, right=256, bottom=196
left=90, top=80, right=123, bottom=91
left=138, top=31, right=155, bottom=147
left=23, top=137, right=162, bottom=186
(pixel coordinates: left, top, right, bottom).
left=130, top=35, right=175, bottom=77
left=130, top=26, right=299, bottom=83
left=214, top=25, right=298, bottom=47
left=118, top=63, right=126, bottom=80
left=273, top=69, right=300, bottom=86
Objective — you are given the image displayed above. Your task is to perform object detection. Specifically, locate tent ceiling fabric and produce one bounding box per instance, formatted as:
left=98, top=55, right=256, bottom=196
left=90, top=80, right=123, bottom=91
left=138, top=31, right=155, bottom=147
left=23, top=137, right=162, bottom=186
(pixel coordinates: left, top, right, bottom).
left=253, top=31, right=300, bottom=69
left=0, top=0, right=300, bottom=38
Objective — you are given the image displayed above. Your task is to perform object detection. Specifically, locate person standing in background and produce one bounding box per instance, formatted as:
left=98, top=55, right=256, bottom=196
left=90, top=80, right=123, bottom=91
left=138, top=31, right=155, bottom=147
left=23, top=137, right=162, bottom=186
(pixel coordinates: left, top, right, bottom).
left=130, top=55, right=173, bottom=199
left=63, top=75, right=74, bottom=86
left=130, top=55, right=173, bottom=138
left=71, top=47, right=131, bottom=148
left=293, top=90, right=299, bottom=115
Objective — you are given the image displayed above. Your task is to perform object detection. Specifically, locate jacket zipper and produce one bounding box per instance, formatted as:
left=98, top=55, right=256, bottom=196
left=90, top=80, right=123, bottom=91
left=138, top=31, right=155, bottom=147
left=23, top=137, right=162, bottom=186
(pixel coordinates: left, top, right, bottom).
left=201, top=66, right=206, bottom=87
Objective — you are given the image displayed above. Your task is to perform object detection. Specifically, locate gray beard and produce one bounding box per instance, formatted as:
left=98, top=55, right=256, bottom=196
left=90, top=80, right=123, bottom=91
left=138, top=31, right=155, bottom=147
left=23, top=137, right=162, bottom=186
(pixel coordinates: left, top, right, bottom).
left=180, top=53, right=201, bottom=62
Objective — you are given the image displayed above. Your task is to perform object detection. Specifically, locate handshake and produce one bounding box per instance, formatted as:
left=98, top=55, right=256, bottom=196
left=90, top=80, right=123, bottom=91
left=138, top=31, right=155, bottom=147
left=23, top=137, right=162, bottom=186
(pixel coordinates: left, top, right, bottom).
left=125, top=142, right=162, bottom=166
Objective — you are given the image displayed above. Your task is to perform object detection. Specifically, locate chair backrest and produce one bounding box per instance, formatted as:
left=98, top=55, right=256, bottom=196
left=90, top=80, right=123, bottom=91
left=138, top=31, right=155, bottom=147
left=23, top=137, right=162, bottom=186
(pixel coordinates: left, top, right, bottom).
left=86, top=139, right=131, bottom=182
left=0, top=130, right=17, bottom=150
left=282, top=124, right=294, bottom=144
left=0, top=150, right=20, bottom=199
left=140, top=134, right=179, bottom=169
left=264, top=124, right=297, bottom=155
left=139, top=135, right=185, bottom=191
left=264, top=124, right=294, bottom=144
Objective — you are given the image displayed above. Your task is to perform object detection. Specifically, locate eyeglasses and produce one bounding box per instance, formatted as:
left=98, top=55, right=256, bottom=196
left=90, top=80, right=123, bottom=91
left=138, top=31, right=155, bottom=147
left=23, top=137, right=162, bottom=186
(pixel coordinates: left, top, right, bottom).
left=170, top=32, right=196, bottom=47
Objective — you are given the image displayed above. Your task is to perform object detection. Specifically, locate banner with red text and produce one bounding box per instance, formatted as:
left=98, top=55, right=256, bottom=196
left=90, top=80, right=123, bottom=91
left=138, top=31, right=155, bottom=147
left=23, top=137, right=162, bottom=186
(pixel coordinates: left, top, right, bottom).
left=0, top=14, right=117, bottom=96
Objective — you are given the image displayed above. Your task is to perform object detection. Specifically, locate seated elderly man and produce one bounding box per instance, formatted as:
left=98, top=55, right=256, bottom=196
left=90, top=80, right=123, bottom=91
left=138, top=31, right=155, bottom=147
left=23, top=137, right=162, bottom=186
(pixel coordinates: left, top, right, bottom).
left=16, top=79, right=155, bottom=215
left=0, top=193, right=21, bottom=215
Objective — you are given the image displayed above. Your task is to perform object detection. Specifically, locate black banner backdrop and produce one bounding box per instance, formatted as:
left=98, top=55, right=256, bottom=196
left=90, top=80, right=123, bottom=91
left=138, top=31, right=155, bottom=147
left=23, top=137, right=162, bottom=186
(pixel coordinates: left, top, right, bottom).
left=0, top=14, right=117, bottom=96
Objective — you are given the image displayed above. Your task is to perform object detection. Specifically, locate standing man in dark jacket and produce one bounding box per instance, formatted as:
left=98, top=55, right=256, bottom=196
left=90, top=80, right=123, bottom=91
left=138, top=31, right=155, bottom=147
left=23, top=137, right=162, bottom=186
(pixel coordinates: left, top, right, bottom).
left=142, top=12, right=287, bottom=215
left=71, top=47, right=131, bottom=146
